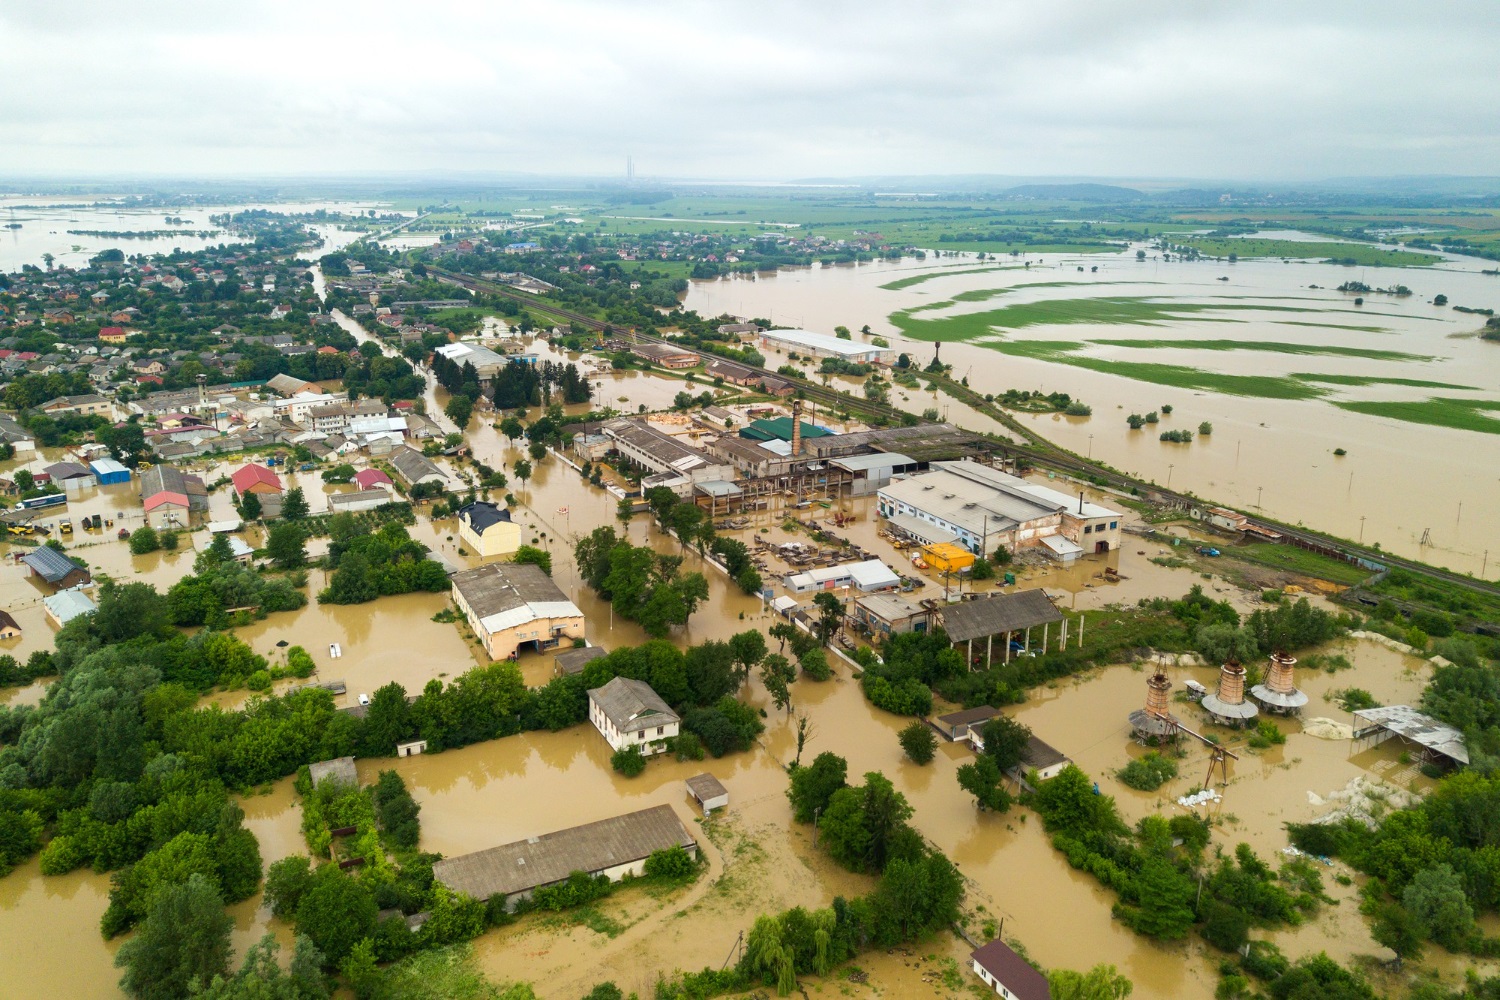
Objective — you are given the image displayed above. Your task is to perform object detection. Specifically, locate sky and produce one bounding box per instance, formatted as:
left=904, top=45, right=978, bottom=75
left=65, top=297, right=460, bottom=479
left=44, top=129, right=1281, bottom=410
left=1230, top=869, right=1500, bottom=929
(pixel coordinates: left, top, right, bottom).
left=3, top=1, right=1497, bottom=183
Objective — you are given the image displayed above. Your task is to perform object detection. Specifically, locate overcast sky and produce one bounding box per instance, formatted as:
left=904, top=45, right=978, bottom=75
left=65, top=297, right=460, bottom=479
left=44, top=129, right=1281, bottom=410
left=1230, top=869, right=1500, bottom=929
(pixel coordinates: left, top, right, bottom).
left=3, top=1, right=1496, bottom=183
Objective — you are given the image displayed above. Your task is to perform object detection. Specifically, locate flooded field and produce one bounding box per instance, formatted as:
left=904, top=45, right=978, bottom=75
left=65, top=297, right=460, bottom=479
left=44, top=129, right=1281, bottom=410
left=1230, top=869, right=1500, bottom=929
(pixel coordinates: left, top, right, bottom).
left=685, top=250, right=1500, bottom=576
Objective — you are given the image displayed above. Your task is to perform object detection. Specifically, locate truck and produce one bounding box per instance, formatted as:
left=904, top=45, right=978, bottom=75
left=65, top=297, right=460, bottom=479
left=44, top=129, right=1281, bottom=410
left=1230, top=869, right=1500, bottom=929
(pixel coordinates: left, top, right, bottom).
left=59, top=518, right=72, bottom=534
left=16, top=494, right=66, bottom=511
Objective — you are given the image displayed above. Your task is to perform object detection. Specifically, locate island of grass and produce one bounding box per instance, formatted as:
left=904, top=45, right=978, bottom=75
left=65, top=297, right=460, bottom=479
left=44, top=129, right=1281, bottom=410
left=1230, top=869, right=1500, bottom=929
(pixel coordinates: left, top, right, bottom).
left=1178, top=237, right=1443, bottom=267
left=1087, top=338, right=1434, bottom=362
left=1226, top=543, right=1376, bottom=587
left=1333, top=397, right=1500, bottom=435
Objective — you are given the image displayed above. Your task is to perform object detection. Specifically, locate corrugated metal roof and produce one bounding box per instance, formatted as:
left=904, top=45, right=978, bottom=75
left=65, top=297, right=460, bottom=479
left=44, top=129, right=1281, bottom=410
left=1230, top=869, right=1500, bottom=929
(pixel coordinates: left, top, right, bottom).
left=588, top=677, right=679, bottom=732
left=1354, top=705, right=1468, bottom=764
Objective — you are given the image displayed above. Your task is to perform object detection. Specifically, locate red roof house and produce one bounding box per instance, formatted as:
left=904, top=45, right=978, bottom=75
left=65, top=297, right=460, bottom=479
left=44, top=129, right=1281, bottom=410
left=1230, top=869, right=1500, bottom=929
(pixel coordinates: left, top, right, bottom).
left=352, top=468, right=392, bottom=490
left=231, top=464, right=283, bottom=497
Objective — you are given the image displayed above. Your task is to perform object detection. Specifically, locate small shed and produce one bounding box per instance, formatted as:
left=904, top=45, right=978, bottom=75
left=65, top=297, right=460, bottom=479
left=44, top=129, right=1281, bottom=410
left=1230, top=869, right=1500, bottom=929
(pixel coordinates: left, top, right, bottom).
left=396, top=740, right=428, bottom=758
left=89, top=458, right=131, bottom=486
left=686, top=773, right=729, bottom=814
left=307, top=756, right=359, bottom=790
left=934, top=705, right=999, bottom=741
left=922, top=542, right=975, bottom=575
left=0, top=609, right=22, bottom=639
left=555, top=645, right=608, bottom=677
left=1012, top=732, right=1072, bottom=782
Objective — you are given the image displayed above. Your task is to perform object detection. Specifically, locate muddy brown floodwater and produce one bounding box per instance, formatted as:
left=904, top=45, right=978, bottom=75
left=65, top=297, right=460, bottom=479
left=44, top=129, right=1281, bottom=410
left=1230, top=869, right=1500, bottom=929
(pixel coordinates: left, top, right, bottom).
left=4, top=288, right=1495, bottom=995
left=685, top=253, right=1500, bottom=578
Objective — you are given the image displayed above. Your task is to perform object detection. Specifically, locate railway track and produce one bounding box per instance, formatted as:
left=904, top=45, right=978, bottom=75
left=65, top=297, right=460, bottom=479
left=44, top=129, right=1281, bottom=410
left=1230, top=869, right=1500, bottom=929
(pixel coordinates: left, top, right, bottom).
left=429, top=266, right=1500, bottom=604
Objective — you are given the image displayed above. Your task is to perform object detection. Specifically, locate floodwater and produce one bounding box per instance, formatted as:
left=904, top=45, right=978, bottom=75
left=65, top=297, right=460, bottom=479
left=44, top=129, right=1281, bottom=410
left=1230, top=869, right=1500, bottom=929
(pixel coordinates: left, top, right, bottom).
left=0, top=196, right=376, bottom=271
left=685, top=251, right=1500, bottom=576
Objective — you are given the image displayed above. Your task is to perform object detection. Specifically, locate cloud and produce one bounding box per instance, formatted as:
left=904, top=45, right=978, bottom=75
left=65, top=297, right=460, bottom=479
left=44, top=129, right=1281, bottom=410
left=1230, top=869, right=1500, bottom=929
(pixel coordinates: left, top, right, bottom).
left=1, top=0, right=1495, bottom=180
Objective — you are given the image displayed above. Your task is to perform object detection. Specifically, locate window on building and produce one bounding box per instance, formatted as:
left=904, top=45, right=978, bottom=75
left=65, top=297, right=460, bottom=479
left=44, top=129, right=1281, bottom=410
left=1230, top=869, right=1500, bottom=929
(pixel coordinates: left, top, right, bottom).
left=657, top=726, right=664, bottom=735
left=1083, top=524, right=1092, bottom=533
left=1110, top=520, right=1118, bottom=529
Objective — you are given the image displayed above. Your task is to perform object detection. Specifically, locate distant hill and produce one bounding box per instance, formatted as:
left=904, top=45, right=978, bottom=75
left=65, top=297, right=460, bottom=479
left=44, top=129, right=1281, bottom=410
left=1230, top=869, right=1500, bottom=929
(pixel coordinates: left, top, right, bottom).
left=998, top=183, right=1146, bottom=202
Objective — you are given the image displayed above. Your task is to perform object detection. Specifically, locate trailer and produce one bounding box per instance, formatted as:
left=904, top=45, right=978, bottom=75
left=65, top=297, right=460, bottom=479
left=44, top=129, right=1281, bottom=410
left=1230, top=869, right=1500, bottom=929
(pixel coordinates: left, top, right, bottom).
left=16, top=494, right=66, bottom=511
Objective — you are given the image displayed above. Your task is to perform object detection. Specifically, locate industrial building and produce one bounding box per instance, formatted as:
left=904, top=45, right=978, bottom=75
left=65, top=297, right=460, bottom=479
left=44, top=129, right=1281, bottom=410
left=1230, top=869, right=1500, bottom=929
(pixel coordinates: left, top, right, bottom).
left=757, top=328, right=895, bottom=364
left=434, top=342, right=511, bottom=384
left=599, top=418, right=733, bottom=496
left=828, top=452, right=919, bottom=496
left=878, top=459, right=1121, bottom=562
left=939, top=589, right=1063, bottom=666
left=450, top=561, right=584, bottom=661
left=88, top=458, right=131, bottom=486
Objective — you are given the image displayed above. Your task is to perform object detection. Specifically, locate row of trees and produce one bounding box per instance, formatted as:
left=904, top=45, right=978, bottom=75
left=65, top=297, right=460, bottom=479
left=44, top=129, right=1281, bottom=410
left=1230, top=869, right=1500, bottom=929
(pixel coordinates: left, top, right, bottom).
left=635, top=485, right=764, bottom=595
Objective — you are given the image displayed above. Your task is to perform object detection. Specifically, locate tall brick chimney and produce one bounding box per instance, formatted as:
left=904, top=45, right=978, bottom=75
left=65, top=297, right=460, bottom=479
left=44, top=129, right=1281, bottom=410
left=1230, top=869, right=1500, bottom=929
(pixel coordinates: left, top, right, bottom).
left=791, top=398, right=803, bottom=456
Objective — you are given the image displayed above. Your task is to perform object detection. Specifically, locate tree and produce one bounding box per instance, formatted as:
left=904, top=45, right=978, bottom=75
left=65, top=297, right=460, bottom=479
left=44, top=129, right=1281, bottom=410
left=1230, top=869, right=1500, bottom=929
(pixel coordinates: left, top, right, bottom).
left=115, top=874, right=232, bottom=1000
left=239, top=491, right=262, bottom=521
left=1369, top=900, right=1424, bottom=965
left=281, top=487, right=309, bottom=521
left=1403, top=863, right=1475, bottom=950
left=445, top=394, right=474, bottom=429
left=818, top=772, right=914, bottom=873
left=512, top=459, right=532, bottom=488
left=294, top=867, right=378, bottom=964
left=264, top=856, right=312, bottom=920
left=956, top=755, right=1011, bottom=811
left=812, top=592, right=844, bottom=645
left=511, top=544, right=552, bottom=576
left=195, top=933, right=329, bottom=1000
left=129, top=525, right=161, bottom=554
left=266, top=523, right=307, bottom=569
left=978, top=716, right=1032, bottom=772
left=760, top=654, right=796, bottom=713
left=615, top=497, right=634, bottom=524
left=528, top=440, right=547, bottom=462
left=1048, top=964, right=1134, bottom=1000
left=729, top=630, right=768, bottom=689
left=787, top=752, right=847, bottom=823
left=1122, top=857, right=1196, bottom=939
left=898, top=722, right=936, bottom=765
left=499, top=416, right=524, bottom=442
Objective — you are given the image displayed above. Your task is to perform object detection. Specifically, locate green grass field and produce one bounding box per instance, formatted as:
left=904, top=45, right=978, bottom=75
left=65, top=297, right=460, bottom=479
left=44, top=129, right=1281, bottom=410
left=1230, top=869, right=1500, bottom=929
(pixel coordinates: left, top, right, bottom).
left=1179, top=237, right=1444, bottom=267
left=1291, top=373, right=1476, bottom=390
left=1333, top=397, right=1500, bottom=435
left=878, top=265, right=1013, bottom=290
left=1087, top=339, right=1432, bottom=361
left=1226, top=544, right=1376, bottom=586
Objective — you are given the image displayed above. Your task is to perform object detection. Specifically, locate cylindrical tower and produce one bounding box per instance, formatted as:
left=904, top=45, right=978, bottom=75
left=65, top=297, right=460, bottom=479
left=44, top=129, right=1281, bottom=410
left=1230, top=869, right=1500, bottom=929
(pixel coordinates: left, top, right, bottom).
left=1129, top=670, right=1179, bottom=741
left=1250, top=652, right=1309, bottom=715
left=1202, top=660, right=1259, bottom=726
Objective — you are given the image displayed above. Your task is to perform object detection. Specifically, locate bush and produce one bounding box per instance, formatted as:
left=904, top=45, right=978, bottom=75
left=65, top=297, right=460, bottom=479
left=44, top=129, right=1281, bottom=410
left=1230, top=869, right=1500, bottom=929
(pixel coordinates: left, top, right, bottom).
left=1117, top=751, right=1178, bottom=791
left=898, top=722, right=937, bottom=765
left=1247, top=719, right=1286, bottom=749
left=671, top=732, right=706, bottom=762
left=1064, top=401, right=1092, bottom=417
left=129, top=526, right=161, bottom=554
left=611, top=745, right=647, bottom=777
left=1199, top=422, right=1213, bottom=436
left=798, top=648, right=831, bottom=682
left=643, top=845, right=696, bottom=880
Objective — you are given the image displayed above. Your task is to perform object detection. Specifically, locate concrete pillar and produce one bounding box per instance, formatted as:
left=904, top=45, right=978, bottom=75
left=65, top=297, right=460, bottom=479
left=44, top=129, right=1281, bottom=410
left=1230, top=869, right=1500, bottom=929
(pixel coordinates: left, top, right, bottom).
left=1043, top=621, right=1049, bottom=652
left=986, top=633, right=993, bottom=666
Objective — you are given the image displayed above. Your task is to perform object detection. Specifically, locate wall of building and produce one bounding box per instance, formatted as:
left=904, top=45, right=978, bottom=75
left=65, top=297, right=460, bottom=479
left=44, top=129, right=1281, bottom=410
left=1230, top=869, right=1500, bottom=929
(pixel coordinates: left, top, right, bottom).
left=458, top=518, right=521, bottom=559
left=588, top=697, right=679, bottom=755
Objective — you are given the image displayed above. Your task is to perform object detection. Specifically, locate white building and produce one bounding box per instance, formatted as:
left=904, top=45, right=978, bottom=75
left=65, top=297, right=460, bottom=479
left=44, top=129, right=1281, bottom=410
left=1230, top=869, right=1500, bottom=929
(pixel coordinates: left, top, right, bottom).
left=587, top=676, right=680, bottom=756
left=757, top=328, right=895, bottom=364
left=878, top=460, right=1121, bottom=563
left=784, top=558, right=902, bottom=594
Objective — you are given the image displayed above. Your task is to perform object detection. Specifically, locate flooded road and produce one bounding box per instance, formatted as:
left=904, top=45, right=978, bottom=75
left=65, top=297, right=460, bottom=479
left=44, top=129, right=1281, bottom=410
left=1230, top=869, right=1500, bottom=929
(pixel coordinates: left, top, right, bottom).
left=686, top=252, right=1500, bottom=577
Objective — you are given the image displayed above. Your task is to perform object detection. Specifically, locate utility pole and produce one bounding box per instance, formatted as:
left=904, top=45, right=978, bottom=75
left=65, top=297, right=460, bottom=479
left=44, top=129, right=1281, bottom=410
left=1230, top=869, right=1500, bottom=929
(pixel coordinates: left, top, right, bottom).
left=1167, top=464, right=1174, bottom=490
left=1359, top=516, right=1366, bottom=544
left=1256, top=485, right=1263, bottom=510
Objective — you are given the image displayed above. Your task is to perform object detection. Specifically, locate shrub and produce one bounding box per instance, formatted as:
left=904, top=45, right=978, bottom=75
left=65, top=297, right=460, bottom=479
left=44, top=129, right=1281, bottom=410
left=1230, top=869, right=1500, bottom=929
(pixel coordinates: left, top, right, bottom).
left=1199, top=422, right=1213, bottom=436
left=129, top=526, right=161, bottom=554
left=671, top=732, right=706, bottom=762
left=643, top=845, right=696, bottom=880
left=1117, top=751, right=1178, bottom=791
left=1064, top=401, right=1092, bottom=417
left=611, top=745, right=647, bottom=777
left=799, top=648, right=831, bottom=681
left=1160, top=429, right=1193, bottom=443
left=1247, top=719, right=1286, bottom=748
left=898, top=722, right=937, bottom=765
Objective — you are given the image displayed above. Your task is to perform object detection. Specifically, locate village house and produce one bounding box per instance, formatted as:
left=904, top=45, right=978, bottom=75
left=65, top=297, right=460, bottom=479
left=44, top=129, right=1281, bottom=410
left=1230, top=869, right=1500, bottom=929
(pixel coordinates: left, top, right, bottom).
left=432, top=805, right=697, bottom=912
left=43, top=588, right=96, bottom=628
left=139, top=464, right=208, bottom=528
left=587, top=676, right=680, bottom=756
left=36, top=393, right=112, bottom=418
left=853, top=592, right=933, bottom=636
left=388, top=447, right=446, bottom=488
left=0, top=610, right=23, bottom=639
left=455, top=500, right=521, bottom=559
left=969, top=939, right=1050, bottom=1000
left=231, top=463, right=283, bottom=499
left=449, top=561, right=585, bottom=661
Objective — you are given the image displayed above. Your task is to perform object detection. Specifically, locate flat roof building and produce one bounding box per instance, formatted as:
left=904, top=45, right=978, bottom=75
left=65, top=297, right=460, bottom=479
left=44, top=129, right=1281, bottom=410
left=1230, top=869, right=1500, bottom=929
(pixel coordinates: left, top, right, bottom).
left=757, top=328, right=895, bottom=364
left=785, top=559, right=901, bottom=595
left=433, top=804, right=697, bottom=910
left=940, top=589, right=1063, bottom=667
left=686, top=773, right=729, bottom=814
left=854, top=592, right=933, bottom=636
left=554, top=645, right=607, bottom=677
left=878, top=460, right=1121, bottom=561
